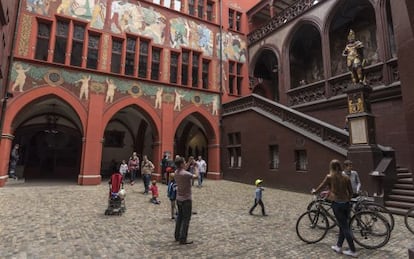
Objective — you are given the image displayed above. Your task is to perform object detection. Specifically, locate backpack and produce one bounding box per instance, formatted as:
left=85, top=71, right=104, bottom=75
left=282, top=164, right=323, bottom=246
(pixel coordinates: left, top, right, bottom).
left=167, top=181, right=177, bottom=200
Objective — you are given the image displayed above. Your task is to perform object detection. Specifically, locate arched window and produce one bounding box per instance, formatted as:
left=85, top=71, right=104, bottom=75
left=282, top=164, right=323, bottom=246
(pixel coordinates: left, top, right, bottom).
left=253, top=49, right=279, bottom=101
left=289, top=24, right=324, bottom=88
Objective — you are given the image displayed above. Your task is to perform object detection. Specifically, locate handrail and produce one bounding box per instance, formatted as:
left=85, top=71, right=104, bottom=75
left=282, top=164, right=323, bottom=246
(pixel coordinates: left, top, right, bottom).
left=222, top=94, right=349, bottom=155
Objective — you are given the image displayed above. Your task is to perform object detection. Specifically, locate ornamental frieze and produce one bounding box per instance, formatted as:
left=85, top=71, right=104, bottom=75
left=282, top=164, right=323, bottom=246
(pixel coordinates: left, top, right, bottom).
left=9, top=61, right=220, bottom=116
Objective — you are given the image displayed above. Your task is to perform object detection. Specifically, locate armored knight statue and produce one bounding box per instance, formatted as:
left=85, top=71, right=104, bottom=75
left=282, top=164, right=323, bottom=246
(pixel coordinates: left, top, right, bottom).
left=342, top=29, right=366, bottom=84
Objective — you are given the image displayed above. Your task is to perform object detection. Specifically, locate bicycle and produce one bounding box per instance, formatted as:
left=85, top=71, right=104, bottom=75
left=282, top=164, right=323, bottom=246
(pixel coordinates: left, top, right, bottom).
left=405, top=206, right=414, bottom=234
left=306, top=191, right=395, bottom=231
left=296, top=195, right=392, bottom=249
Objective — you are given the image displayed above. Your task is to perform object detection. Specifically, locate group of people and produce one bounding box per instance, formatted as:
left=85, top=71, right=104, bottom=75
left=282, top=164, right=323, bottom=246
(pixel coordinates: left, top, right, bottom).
left=312, top=159, right=361, bottom=258
left=247, top=159, right=360, bottom=257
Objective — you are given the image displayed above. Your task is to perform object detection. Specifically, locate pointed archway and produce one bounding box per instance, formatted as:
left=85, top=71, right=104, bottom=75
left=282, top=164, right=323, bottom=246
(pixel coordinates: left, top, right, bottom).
left=11, top=96, right=83, bottom=180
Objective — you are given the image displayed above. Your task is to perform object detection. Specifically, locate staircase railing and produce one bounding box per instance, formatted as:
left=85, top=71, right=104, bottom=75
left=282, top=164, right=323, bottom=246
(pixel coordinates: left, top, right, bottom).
left=222, top=94, right=349, bottom=155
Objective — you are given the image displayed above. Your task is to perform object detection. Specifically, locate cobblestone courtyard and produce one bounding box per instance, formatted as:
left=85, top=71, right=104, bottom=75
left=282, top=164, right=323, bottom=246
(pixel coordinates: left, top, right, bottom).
left=0, top=179, right=413, bottom=258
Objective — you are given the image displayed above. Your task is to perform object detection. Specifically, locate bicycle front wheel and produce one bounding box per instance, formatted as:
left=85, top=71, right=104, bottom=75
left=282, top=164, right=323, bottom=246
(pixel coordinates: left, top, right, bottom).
left=356, top=201, right=395, bottom=231
left=296, top=210, right=328, bottom=244
left=405, top=207, right=414, bottom=234
left=307, top=200, right=337, bottom=230
left=351, top=211, right=391, bottom=249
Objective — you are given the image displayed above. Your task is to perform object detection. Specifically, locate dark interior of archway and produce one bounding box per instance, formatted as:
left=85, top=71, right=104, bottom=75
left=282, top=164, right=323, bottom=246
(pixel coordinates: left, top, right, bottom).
left=289, top=24, right=323, bottom=88
left=174, top=121, right=208, bottom=160
left=253, top=49, right=279, bottom=101
left=14, top=125, right=82, bottom=181
left=329, top=0, right=377, bottom=76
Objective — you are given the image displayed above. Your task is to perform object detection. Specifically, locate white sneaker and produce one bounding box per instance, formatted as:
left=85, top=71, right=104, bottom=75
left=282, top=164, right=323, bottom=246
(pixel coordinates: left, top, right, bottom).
left=331, top=245, right=342, bottom=253
left=342, top=250, right=358, bottom=258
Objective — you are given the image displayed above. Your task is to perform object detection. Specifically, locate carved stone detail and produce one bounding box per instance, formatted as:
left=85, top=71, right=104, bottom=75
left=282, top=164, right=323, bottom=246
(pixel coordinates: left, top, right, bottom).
left=248, top=0, right=326, bottom=45
left=287, top=83, right=326, bottom=106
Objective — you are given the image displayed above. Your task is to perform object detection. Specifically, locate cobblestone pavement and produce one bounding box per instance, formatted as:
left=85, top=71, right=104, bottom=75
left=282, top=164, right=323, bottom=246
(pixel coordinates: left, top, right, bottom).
left=0, top=179, right=413, bottom=259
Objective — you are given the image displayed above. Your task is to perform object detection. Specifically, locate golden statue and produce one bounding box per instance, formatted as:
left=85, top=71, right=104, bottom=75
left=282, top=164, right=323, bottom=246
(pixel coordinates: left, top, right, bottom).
left=342, top=30, right=366, bottom=84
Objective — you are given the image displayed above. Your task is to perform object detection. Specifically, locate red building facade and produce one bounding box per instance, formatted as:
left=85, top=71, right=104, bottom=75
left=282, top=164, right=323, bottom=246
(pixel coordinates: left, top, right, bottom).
left=0, top=0, right=257, bottom=186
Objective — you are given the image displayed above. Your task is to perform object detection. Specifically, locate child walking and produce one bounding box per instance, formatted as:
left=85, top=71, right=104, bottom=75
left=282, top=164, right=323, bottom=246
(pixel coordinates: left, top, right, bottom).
left=149, top=180, right=161, bottom=204
left=249, top=179, right=267, bottom=216
left=119, top=160, right=128, bottom=180
left=167, top=173, right=177, bottom=219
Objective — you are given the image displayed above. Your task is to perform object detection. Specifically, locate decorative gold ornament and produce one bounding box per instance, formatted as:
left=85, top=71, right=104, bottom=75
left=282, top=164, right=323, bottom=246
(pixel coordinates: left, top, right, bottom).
left=44, top=69, right=64, bottom=86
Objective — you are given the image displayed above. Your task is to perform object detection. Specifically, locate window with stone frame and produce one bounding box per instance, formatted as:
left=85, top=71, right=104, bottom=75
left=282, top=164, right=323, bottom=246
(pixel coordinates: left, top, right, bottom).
left=125, top=36, right=136, bottom=76
left=295, top=150, right=307, bottom=171
left=206, top=1, right=214, bottom=21
left=138, top=39, right=149, bottom=78
left=197, top=0, right=204, bottom=19
left=192, top=52, right=201, bottom=87
left=228, top=60, right=242, bottom=95
left=181, top=50, right=190, bottom=85
left=35, top=21, right=51, bottom=61
left=53, top=19, right=69, bottom=64
left=269, top=145, right=279, bottom=169
left=170, top=51, right=179, bottom=84
left=227, top=132, right=242, bottom=168
left=202, top=59, right=210, bottom=89
left=86, top=33, right=100, bottom=69
left=70, top=23, right=85, bottom=67
left=111, top=38, right=123, bottom=74
left=229, top=9, right=242, bottom=31
left=188, top=0, right=195, bottom=16
left=151, top=47, right=162, bottom=80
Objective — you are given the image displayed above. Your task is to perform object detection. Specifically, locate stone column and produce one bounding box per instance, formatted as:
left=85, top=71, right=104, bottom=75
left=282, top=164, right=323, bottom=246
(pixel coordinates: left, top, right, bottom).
left=207, top=141, right=221, bottom=180
left=0, top=134, right=14, bottom=186
left=78, top=94, right=104, bottom=185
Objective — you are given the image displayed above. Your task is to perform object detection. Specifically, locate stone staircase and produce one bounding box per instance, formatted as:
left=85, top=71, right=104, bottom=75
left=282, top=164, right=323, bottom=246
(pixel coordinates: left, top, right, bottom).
left=385, top=168, right=414, bottom=215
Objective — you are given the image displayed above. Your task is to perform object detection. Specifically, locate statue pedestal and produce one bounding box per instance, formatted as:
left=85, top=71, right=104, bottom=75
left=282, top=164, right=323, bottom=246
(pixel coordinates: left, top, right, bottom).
left=345, top=83, right=395, bottom=201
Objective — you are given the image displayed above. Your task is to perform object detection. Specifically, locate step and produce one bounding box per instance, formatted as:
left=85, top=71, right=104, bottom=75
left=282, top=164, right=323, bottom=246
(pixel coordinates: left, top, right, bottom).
left=397, top=172, right=413, bottom=178
left=384, top=200, right=414, bottom=209
left=388, top=194, right=414, bottom=203
left=394, top=183, right=414, bottom=190
left=397, top=178, right=414, bottom=184
left=385, top=206, right=409, bottom=216
left=396, top=167, right=410, bottom=173
left=391, top=189, right=414, bottom=196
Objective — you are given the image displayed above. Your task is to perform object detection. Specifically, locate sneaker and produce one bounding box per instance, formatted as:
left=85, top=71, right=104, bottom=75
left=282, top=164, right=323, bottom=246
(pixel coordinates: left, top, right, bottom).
left=331, top=245, right=342, bottom=253
left=342, top=250, right=358, bottom=258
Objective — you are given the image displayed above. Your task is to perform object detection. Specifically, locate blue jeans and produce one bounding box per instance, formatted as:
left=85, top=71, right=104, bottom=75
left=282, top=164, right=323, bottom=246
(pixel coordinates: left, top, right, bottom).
left=332, top=201, right=356, bottom=252
left=175, top=200, right=192, bottom=242
left=143, top=174, right=151, bottom=193
left=198, top=172, right=204, bottom=186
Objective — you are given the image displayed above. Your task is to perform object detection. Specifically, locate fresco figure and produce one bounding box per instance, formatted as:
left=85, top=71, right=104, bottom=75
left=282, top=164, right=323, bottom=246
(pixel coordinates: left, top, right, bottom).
left=155, top=87, right=163, bottom=109
left=174, top=90, right=185, bottom=111
left=212, top=96, right=219, bottom=116
left=105, top=78, right=117, bottom=103
left=57, top=0, right=77, bottom=15
left=11, top=64, right=30, bottom=92
left=75, top=75, right=91, bottom=100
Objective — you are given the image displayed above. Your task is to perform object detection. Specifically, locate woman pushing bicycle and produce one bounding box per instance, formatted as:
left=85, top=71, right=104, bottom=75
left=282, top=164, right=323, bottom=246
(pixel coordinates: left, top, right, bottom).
left=312, top=159, right=358, bottom=258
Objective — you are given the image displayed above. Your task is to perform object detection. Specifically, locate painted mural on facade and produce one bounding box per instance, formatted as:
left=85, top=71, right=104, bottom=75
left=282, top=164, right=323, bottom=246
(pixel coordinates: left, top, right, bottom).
left=216, top=32, right=247, bottom=63
left=9, top=61, right=219, bottom=115
left=24, top=0, right=166, bottom=44
left=110, top=1, right=166, bottom=44
left=170, top=17, right=213, bottom=57
left=25, top=0, right=107, bottom=29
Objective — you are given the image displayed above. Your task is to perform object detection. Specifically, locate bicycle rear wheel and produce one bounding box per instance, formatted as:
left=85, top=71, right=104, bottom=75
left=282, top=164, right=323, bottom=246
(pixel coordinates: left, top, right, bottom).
left=405, top=207, right=414, bottom=234
left=356, top=201, right=395, bottom=231
left=351, top=211, right=391, bottom=249
left=296, top=210, right=328, bottom=244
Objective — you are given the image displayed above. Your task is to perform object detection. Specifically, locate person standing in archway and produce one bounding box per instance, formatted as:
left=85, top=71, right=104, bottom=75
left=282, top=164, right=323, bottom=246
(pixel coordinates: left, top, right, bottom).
left=128, top=152, right=139, bottom=185
left=8, top=144, right=20, bottom=180
left=141, top=155, right=155, bottom=194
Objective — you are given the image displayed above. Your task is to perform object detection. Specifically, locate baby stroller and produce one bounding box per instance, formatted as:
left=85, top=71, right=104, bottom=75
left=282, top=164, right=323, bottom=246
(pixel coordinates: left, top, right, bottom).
left=104, top=172, right=126, bottom=216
